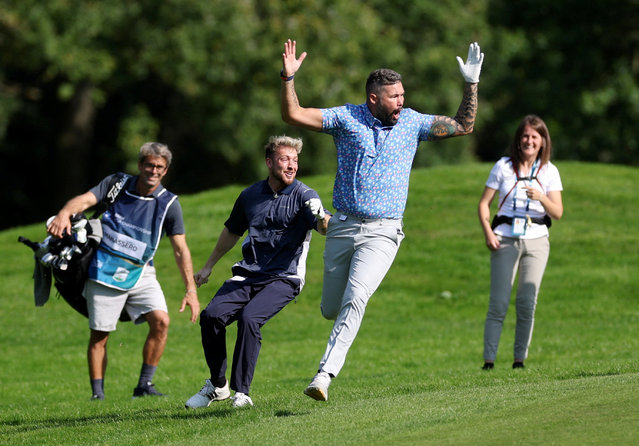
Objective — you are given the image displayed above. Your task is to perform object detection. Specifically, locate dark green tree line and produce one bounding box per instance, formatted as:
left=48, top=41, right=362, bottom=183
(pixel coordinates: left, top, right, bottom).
left=1, top=0, right=637, bottom=229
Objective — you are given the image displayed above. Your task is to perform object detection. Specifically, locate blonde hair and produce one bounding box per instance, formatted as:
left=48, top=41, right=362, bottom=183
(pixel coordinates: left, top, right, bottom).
left=264, top=135, right=303, bottom=159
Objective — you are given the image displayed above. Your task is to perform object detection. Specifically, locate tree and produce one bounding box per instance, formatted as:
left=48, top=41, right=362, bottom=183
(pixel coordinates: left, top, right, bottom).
left=479, top=0, right=639, bottom=163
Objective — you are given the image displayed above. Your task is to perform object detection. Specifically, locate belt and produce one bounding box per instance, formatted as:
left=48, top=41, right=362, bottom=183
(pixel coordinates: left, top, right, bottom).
left=337, top=212, right=402, bottom=225
left=491, top=214, right=551, bottom=230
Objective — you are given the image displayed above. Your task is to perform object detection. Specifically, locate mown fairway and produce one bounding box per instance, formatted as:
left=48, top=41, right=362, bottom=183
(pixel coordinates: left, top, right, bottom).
left=1, top=162, right=637, bottom=445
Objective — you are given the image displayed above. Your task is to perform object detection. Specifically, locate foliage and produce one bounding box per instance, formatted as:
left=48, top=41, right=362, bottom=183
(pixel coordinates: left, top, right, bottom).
left=480, top=0, right=639, bottom=163
left=1, top=0, right=638, bottom=231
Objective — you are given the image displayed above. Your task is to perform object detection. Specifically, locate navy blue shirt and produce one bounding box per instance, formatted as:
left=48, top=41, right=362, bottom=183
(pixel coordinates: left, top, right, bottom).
left=225, top=179, right=321, bottom=283
left=90, top=173, right=185, bottom=236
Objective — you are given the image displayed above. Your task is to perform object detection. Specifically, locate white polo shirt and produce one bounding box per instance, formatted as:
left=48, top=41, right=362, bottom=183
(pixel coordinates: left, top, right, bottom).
left=486, top=157, right=563, bottom=239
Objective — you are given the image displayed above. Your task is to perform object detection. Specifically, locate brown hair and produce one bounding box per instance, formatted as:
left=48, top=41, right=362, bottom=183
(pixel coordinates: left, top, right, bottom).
left=509, top=115, right=553, bottom=169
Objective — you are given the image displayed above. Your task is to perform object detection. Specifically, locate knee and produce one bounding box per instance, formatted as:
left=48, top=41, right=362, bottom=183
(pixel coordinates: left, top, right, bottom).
left=516, top=302, right=537, bottom=319
left=486, top=304, right=508, bottom=321
left=237, top=312, right=261, bottom=333
left=199, top=306, right=223, bottom=330
left=320, top=304, right=338, bottom=320
left=149, top=312, right=170, bottom=335
left=321, top=291, right=367, bottom=320
left=89, top=330, right=109, bottom=349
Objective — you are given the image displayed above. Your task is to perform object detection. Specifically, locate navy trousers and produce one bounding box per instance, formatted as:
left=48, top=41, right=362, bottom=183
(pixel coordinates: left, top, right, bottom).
left=200, top=276, right=298, bottom=394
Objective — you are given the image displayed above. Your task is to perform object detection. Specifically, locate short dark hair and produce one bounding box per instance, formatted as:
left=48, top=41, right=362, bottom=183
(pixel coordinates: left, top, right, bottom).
left=366, top=68, right=402, bottom=96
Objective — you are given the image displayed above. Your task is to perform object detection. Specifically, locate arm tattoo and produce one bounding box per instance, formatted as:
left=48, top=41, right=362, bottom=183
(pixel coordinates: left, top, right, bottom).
left=428, top=82, right=478, bottom=140
left=430, top=121, right=456, bottom=138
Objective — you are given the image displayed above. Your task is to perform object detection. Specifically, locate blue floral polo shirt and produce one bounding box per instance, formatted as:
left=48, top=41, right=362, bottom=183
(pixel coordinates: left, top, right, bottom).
left=322, top=103, right=435, bottom=219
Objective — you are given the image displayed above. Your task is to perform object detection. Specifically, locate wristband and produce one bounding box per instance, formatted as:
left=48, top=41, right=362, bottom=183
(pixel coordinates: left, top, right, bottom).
left=280, top=70, right=294, bottom=82
left=186, top=289, right=197, bottom=294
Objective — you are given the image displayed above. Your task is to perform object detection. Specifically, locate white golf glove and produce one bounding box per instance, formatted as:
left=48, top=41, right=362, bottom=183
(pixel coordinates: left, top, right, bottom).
left=456, top=42, right=484, bottom=83
left=305, top=198, right=325, bottom=220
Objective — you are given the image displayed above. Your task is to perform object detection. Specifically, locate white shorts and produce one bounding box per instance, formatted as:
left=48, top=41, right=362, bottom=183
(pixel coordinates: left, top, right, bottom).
left=84, top=266, right=168, bottom=332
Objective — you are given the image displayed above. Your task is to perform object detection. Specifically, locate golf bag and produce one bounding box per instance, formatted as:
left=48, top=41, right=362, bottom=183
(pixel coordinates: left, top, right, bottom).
left=20, top=173, right=131, bottom=320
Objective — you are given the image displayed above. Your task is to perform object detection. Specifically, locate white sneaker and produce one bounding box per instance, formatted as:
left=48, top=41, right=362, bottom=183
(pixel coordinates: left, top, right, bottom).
left=231, top=392, right=253, bottom=408
left=304, top=371, right=331, bottom=401
left=185, top=379, right=230, bottom=409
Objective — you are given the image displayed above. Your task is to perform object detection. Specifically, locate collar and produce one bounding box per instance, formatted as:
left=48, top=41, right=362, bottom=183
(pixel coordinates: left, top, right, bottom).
left=129, top=176, right=166, bottom=198
left=262, top=178, right=298, bottom=196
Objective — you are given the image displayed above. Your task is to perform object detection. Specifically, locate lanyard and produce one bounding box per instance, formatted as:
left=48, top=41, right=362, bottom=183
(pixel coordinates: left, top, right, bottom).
left=498, top=159, right=540, bottom=211
left=512, top=159, right=539, bottom=212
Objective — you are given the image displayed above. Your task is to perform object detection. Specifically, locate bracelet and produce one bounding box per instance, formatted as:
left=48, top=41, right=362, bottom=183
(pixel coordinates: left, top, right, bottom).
left=280, top=70, right=294, bottom=82
left=186, top=289, right=197, bottom=294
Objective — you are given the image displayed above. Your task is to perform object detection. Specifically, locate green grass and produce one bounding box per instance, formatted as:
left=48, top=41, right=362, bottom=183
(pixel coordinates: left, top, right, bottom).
left=1, top=162, right=638, bottom=445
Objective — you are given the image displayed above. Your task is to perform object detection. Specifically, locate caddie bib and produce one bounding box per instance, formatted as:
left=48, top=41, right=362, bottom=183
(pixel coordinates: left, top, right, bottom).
left=88, top=184, right=177, bottom=290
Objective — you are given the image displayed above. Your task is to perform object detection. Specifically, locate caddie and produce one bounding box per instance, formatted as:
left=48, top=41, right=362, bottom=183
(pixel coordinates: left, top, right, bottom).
left=47, top=142, right=200, bottom=400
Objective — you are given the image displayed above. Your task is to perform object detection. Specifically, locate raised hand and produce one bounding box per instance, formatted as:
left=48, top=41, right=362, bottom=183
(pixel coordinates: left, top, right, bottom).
left=282, top=39, right=307, bottom=78
left=456, top=42, right=484, bottom=83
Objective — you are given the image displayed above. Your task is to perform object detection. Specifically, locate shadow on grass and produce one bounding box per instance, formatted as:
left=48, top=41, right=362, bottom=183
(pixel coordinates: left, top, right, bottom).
left=1, top=405, right=311, bottom=436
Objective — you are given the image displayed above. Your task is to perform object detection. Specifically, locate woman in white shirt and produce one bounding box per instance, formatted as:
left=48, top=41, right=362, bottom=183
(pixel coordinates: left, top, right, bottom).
left=478, top=115, right=564, bottom=370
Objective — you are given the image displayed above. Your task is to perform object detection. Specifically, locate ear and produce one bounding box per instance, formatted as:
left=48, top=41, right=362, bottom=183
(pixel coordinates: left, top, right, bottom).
left=368, top=92, right=378, bottom=105
left=265, top=157, right=273, bottom=169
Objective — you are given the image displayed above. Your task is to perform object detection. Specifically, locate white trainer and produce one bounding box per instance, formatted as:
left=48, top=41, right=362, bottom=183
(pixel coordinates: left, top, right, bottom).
left=185, top=379, right=230, bottom=409
left=304, top=371, right=331, bottom=401
left=231, top=392, right=253, bottom=408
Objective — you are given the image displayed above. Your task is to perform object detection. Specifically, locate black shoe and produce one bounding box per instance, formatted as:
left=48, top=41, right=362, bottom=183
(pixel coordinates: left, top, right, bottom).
left=512, top=361, right=525, bottom=369
left=91, top=394, right=105, bottom=401
left=133, top=381, right=165, bottom=398
left=482, top=362, right=494, bottom=370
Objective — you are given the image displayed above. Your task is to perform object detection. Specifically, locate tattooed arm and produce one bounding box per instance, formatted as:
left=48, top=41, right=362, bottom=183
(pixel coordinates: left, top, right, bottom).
left=428, top=82, right=478, bottom=139
left=428, top=42, right=483, bottom=139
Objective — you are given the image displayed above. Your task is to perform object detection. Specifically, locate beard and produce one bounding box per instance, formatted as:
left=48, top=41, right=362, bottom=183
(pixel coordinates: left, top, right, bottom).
left=272, top=169, right=295, bottom=188
left=374, top=104, right=401, bottom=127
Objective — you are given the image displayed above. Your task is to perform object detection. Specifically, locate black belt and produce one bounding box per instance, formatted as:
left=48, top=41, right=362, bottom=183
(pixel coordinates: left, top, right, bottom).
left=491, top=214, right=551, bottom=230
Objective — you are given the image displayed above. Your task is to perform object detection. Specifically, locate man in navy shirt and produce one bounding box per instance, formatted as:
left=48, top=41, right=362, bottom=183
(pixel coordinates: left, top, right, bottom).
left=185, top=135, right=330, bottom=408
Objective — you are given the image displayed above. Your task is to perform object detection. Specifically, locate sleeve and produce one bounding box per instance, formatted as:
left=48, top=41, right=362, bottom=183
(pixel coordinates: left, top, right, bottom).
left=300, top=187, right=322, bottom=230
left=545, top=163, right=563, bottom=192
left=416, top=111, right=436, bottom=142
left=485, top=160, right=504, bottom=190
left=88, top=174, right=118, bottom=202
left=163, top=198, right=185, bottom=236
left=321, top=106, right=344, bottom=133
left=224, top=192, right=248, bottom=236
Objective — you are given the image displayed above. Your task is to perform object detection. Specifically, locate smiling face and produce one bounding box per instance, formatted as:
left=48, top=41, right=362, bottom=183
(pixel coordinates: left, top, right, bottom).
left=266, top=146, right=298, bottom=192
left=137, top=155, right=168, bottom=195
left=369, top=82, right=405, bottom=126
left=519, top=124, right=543, bottom=163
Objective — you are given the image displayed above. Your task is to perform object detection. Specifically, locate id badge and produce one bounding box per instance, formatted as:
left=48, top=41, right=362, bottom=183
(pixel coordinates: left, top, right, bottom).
left=512, top=217, right=527, bottom=236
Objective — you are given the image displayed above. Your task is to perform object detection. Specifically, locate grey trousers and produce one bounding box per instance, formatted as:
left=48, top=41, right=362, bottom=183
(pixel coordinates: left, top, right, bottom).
left=484, top=235, right=550, bottom=362
left=317, top=214, right=404, bottom=377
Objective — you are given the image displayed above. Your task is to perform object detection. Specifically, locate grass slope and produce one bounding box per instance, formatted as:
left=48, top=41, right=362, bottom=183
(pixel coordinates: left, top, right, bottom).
left=0, top=162, right=637, bottom=445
